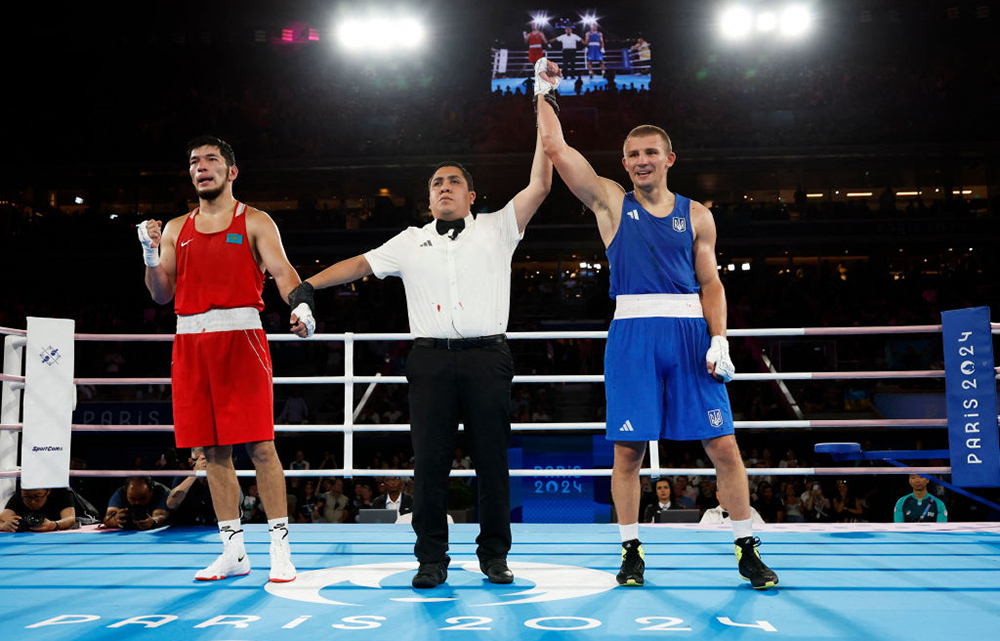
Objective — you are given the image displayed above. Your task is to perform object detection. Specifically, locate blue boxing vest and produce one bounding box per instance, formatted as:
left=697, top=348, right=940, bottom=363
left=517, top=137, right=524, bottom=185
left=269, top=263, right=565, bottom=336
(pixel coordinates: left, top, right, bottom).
left=606, top=192, right=699, bottom=299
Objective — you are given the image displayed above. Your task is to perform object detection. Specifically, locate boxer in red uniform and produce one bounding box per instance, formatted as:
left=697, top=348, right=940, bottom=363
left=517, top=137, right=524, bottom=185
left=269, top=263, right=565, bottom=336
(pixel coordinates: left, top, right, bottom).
left=525, top=26, right=548, bottom=64
left=137, top=135, right=315, bottom=582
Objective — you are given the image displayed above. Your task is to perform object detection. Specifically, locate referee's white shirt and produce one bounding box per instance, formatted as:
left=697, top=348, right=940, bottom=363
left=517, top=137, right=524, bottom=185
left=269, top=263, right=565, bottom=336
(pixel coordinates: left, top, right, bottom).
left=364, top=200, right=522, bottom=339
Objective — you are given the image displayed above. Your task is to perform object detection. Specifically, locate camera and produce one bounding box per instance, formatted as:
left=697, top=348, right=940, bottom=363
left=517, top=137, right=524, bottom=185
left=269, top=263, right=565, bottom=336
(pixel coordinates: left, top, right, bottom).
left=19, top=512, right=46, bottom=532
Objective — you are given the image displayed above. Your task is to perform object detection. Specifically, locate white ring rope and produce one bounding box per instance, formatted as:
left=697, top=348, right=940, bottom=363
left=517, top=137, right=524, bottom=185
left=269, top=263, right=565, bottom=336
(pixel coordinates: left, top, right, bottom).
left=0, top=322, right=976, bottom=483
left=0, top=466, right=952, bottom=480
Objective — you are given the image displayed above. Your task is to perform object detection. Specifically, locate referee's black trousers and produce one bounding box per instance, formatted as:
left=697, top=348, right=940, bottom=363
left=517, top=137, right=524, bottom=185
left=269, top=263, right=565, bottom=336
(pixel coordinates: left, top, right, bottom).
left=407, top=340, right=514, bottom=565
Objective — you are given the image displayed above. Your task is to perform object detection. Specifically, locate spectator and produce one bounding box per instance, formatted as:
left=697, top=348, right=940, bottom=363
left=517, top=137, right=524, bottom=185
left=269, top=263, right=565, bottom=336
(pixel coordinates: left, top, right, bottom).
left=752, top=481, right=785, bottom=524
left=832, top=479, right=865, bottom=523
left=290, top=450, right=311, bottom=471
left=894, top=474, right=948, bottom=523
left=296, top=481, right=321, bottom=523
left=352, top=480, right=375, bottom=517
left=241, top=483, right=266, bottom=523
left=781, top=482, right=806, bottom=523
left=672, top=475, right=696, bottom=508
left=104, top=477, right=170, bottom=530
left=316, top=450, right=339, bottom=472
left=451, top=447, right=472, bottom=470
left=317, top=477, right=349, bottom=524
left=372, top=476, right=413, bottom=517
left=801, top=481, right=832, bottom=522
left=701, top=491, right=765, bottom=525
left=642, top=478, right=685, bottom=523
left=0, top=486, right=77, bottom=532
left=278, top=387, right=309, bottom=424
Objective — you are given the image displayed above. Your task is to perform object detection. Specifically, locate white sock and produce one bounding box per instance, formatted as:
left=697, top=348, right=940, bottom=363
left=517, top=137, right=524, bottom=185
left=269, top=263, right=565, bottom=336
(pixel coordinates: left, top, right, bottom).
left=731, top=517, right=753, bottom=541
left=619, top=522, right=640, bottom=543
left=269, top=517, right=290, bottom=543
left=218, top=518, right=245, bottom=556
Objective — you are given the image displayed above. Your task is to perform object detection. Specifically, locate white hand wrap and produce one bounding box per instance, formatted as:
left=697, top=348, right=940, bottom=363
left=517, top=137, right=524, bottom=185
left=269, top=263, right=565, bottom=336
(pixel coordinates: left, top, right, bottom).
left=706, top=335, right=735, bottom=383
left=136, top=221, right=159, bottom=267
left=534, top=57, right=560, bottom=96
left=292, top=303, right=316, bottom=338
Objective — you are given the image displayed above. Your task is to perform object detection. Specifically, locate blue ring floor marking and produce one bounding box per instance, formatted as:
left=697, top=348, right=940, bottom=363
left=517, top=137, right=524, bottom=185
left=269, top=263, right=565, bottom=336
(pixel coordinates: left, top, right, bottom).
left=2, top=523, right=999, bottom=640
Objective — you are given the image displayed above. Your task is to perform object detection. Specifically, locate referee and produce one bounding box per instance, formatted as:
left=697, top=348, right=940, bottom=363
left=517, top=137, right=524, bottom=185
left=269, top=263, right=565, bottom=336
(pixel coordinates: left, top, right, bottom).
left=294, top=90, right=553, bottom=589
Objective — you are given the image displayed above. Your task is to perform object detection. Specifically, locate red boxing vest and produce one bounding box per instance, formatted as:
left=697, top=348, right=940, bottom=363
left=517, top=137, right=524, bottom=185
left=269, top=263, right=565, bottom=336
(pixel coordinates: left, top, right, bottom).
left=174, top=202, right=265, bottom=315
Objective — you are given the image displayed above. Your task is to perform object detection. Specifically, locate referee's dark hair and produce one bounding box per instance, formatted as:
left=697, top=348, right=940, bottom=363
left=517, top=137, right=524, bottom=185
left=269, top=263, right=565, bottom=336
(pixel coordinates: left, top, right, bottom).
left=429, top=161, right=474, bottom=192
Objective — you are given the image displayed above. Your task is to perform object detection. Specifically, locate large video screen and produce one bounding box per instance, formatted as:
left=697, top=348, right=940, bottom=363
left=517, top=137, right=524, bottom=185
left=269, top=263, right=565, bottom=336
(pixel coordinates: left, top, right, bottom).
left=490, top=10, right=651, bottom=96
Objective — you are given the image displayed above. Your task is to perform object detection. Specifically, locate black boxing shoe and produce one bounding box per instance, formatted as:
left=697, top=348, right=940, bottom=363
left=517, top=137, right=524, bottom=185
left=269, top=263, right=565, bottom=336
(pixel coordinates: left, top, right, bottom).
left=735, top=536, right=779, bottom=590
left=480, top=558, right=514, bottom=584
left=616, top=539, right=645, bottom=586
left=412, top=558, right=450, bottom=589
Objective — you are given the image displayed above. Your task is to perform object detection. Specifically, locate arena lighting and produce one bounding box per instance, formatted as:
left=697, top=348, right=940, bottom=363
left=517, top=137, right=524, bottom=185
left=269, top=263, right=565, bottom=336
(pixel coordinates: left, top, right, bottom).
left=896, top=191, right=921, bottom=196
left=780, top=5, right=811, bottom=37
left=741, top=263, right=751, bottom=271
left=846, top=192, right=873, bottom=197
left=720, top=6, right=753, bottom=40
left=531, top=12, right=550, bottom=28
left=806, top=193, right=824, bottom=198
left=719, top=4, right=812, bottom=40
left=757, top=11, right=778, bottom=32
left=580, top=13, right=599, bottom=27
left=336, top=16, right=426, bottom=52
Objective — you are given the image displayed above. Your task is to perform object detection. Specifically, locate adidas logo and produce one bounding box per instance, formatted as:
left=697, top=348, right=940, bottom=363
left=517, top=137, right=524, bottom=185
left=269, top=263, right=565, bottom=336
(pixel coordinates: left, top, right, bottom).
left=420, top=240, right=433, bottom=247
left=619, top=419, right=634, bottom=432
left=626, top=209, right=639, bottom=221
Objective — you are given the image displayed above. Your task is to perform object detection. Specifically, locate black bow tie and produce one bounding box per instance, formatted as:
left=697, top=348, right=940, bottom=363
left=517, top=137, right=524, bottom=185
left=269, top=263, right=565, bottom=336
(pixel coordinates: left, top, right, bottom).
left=436, top=217, right=466, bottom=239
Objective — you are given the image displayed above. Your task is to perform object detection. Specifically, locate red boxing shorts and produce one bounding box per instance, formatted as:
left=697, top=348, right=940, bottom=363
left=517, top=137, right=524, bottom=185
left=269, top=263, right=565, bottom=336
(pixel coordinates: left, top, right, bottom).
left=171, top=308, right=274, bottom=447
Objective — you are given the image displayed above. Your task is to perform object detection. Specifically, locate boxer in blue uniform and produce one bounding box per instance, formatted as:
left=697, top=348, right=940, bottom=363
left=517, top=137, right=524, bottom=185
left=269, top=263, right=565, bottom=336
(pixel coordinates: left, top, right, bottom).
left=534, top=58, right=778, bottom=590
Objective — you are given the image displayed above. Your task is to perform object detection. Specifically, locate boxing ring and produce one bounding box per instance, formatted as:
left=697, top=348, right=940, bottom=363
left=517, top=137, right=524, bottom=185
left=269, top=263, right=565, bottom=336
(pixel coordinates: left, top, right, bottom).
left=2, top=320, right=1000, bottom=640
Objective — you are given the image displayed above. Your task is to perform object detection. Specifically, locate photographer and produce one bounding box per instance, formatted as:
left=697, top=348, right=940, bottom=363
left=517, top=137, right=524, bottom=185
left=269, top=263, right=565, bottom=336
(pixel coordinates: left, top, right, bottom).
left=104, top=476, right=170, bottom=530
left=167, top=448, right=221, bottom=525
left=0, top=487, right=77, bottom=532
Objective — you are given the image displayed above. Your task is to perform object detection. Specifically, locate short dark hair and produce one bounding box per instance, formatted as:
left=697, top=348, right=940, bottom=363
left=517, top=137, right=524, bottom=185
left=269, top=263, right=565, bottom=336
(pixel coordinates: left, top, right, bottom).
left=623, top=125, right=673, bottom=156
left=186, top=135, right=236, bottom=167
left=429, top=161, right=474, bottom=192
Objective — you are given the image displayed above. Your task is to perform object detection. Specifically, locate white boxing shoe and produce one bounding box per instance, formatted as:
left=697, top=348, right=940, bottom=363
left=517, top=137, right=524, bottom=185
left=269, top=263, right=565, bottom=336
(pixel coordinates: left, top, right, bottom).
left=269, top=537, right=296, bottom=583
left=195, top=549, right=251, bottom=581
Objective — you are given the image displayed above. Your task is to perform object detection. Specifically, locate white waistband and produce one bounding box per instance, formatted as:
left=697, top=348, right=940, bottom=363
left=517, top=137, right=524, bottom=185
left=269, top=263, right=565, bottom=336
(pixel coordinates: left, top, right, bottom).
left=176, top=307, right=262, bottom=335
left=613, top=294, right=703, bottom=320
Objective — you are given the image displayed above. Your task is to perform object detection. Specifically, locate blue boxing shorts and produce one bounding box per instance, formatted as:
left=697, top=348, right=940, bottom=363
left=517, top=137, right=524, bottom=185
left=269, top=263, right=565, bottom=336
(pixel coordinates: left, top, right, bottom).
left=603, top=295, right=734, bottom=442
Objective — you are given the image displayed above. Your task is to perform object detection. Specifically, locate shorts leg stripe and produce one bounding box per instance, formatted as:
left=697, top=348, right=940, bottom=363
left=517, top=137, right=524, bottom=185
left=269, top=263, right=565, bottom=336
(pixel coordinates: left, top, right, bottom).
left=243, top=329, right=272, bottom=378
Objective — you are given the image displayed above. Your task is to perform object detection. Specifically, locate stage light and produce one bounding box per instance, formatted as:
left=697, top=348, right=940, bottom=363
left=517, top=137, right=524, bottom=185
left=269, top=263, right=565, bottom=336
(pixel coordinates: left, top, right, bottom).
left=336, top=16, right=426, bottom=52
left=580, top=13, right=598, bottom=27
left=757, top=11, right=778, bottom=32
left=720, top=6, right=753, bottom=40
left=780, top=5, right=811, bottom=37
left=531, top=12, right=550, bottom=28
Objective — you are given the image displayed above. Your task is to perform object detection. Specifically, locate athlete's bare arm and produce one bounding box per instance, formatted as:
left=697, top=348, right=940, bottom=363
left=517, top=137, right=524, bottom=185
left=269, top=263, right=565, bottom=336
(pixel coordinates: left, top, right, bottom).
left=691, top=201, right=729, bottom=376
left=535, top=67, right=625, bottom=247
left=143, top=215, right=185, bottom=304
left=511, top=129, right=553, bottom=233
left=246, top=208, right=302, bottom=302
left=246, top=208, right=312, bottom=338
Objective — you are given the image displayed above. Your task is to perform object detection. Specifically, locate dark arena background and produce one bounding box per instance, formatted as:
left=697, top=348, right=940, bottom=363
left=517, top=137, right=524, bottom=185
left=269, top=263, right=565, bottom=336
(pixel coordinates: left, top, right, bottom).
left=2, top=2, right=1000, bottom=640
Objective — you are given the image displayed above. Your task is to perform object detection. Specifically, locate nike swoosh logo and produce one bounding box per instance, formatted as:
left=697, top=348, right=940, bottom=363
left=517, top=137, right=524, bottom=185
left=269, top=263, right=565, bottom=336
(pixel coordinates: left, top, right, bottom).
left=237, top=555, right=246, bottom=562
left=181, top=239, right=193, bottom=247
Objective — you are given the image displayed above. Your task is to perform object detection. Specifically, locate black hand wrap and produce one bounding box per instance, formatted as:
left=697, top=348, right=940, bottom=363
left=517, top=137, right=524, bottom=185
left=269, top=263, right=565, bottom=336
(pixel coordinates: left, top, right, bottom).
left=288, top=281, right=315, bottom=313
left=533, top=90, right=559, bottom=118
